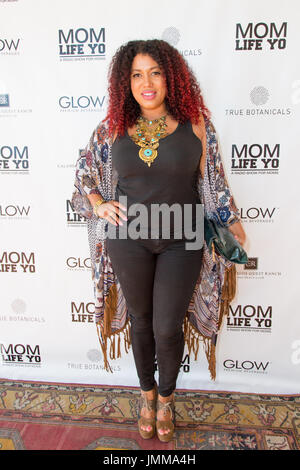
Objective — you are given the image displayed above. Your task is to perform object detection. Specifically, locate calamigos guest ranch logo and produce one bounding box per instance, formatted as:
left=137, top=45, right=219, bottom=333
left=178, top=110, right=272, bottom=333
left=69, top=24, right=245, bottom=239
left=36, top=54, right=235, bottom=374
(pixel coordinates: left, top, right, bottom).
left=0, top=92, right=33, bottom=118
left=1, top=343, right=42, bottom=367
left=235, top=22, right=287, bottom=50
left=237, top=257, right=282, bottom=281
left=0, top=94, right=9, bottom=107
left=58, top=27, right=105, bottom=61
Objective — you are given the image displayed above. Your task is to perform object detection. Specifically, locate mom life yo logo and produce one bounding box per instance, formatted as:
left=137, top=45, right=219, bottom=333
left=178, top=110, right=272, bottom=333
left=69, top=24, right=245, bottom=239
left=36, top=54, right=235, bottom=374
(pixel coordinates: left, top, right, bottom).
left=235, top=22, right=287, bottom=50
left=231, top=143, right=280, bottom=174
left=58, top=28, right=105, bottom=61
left=154, top=354, right=190, bottom=373
left=0, top=145, right=29, bottom=173
left=71, top=301, right=95, bottom=323
left=66, top=199, right=87, bottom=226
left=0, top=251, right=35, bottom=273
left=0, top=343, right=41, bottom=367
left=227, top=304, right=272, bottom=332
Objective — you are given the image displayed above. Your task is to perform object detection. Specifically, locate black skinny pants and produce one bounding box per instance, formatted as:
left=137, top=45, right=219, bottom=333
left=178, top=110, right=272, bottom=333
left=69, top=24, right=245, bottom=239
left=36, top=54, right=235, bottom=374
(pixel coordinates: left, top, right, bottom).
left=106, top=235, right=203, bottom=397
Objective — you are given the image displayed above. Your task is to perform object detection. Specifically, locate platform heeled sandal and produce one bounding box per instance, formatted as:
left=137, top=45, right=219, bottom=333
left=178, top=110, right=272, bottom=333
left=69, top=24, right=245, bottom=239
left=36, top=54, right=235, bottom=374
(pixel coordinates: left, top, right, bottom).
left=137, top=383, right=157, bottom=439
left=156, top=394, right=176, bottom=443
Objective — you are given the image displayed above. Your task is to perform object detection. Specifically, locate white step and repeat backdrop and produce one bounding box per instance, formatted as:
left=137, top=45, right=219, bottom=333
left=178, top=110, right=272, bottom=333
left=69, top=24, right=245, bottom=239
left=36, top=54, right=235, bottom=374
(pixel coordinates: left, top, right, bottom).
left=1, top=0, right=300, bottom=394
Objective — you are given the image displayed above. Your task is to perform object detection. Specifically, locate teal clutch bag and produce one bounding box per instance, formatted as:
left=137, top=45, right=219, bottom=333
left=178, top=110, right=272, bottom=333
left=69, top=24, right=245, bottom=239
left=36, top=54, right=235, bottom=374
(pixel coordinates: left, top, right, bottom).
left=204, top=216, right=248, bottom=264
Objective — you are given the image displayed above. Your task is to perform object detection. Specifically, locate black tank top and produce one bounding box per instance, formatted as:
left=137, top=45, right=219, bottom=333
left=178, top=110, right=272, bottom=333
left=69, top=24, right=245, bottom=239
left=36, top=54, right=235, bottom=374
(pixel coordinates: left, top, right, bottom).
left=111, top=120, right=203, bottom=239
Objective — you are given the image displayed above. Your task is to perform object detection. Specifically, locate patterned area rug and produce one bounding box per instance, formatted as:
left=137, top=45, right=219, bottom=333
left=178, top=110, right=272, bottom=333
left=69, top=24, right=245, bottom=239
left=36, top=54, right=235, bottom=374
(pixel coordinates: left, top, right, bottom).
left=0, top=379, right=299, bottom=450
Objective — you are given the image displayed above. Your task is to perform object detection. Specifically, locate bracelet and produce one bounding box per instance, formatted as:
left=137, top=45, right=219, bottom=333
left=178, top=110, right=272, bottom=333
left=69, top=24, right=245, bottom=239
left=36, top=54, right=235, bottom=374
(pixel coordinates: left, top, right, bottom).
left=93, top=198, right=105, bottom=216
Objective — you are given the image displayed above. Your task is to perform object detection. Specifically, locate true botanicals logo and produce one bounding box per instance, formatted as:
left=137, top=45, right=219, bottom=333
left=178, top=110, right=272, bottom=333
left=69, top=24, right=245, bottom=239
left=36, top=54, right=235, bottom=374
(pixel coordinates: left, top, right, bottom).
left=67, top=349, right=121, bottom=373
left=0, top=298, right=45, bottom=324
left=1, top=343, right=42, bottom=367
left=235, top=22, right=287, bottom=51
left=58, top=27, right=106, bottom=61
left=225, top=86, right=291, bottom=118
left=162, top=26, right=202, bottom=58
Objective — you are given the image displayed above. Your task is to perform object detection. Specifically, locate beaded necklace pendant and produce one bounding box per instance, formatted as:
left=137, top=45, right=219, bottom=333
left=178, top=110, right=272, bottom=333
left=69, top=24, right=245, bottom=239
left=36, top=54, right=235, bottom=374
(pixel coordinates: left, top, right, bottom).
left=130, top=115, right=168, bottom=167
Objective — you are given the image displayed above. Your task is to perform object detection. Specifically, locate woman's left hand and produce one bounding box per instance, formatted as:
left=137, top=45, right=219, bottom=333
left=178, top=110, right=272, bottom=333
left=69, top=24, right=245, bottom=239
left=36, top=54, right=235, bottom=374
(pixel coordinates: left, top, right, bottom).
left=228, top=221, right=246, bottom=247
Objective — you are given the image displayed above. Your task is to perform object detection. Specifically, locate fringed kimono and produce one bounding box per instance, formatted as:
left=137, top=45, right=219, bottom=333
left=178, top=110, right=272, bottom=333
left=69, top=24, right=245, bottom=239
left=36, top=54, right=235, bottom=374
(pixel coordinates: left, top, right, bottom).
left=71, top=115, right=241, bottom=380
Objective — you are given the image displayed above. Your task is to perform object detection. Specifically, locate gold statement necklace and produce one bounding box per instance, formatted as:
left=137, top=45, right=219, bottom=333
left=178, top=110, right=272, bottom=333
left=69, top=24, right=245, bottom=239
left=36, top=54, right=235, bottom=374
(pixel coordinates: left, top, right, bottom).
left=130, top=114, right=168, bottom=167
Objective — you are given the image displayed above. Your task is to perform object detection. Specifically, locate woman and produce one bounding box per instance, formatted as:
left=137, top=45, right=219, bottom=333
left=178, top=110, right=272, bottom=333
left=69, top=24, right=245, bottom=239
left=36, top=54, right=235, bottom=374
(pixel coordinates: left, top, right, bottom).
left=72, top=39, right=246, bottom=443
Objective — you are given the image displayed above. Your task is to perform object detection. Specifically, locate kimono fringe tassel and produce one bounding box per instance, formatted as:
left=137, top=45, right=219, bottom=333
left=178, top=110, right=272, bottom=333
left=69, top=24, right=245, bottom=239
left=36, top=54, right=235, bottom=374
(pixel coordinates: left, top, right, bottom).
left=103, top=282, right=118, bottom=336
left=184, top=264, right=237, bottom=380
left=97, top=265, right=236, bottom=378
left=218, top=264, right=236, bottom=329
left=183, top=316, right=216, bottom=381
left=96, top=317, right=131, bottom=374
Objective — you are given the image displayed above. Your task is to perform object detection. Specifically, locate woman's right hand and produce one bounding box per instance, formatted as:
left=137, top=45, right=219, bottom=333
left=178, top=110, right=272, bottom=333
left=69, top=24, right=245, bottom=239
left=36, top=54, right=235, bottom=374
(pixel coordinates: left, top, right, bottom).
left=95, top=200, right=127, bottom=226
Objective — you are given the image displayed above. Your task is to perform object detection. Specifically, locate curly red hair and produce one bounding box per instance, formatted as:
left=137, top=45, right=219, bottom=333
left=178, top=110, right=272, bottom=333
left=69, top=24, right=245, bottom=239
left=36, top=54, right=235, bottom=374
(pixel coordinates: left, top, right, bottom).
left=104, top=39, right=211, bottom=137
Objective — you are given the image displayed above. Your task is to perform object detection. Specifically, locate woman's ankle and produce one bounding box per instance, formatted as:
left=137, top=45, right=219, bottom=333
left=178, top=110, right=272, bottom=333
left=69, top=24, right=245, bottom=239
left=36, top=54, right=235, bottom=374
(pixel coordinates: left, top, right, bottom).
left=158, top=392, right=174, bottom=402
left=141, top=385, right=156, bottom=400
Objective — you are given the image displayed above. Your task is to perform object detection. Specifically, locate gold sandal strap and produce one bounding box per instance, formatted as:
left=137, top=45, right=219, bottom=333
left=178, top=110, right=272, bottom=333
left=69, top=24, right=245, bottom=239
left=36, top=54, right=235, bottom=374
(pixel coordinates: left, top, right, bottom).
left=140, top=395, right=156, bottom=412
left=140, top=385, right=157, bottom=412
left=157, top=400, right=174, bottom=420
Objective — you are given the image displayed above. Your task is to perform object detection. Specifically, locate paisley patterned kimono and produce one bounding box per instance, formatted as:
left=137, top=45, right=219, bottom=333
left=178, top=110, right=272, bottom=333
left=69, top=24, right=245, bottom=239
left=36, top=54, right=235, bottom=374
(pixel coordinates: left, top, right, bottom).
left=71, top=115, right=240, bottom=380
